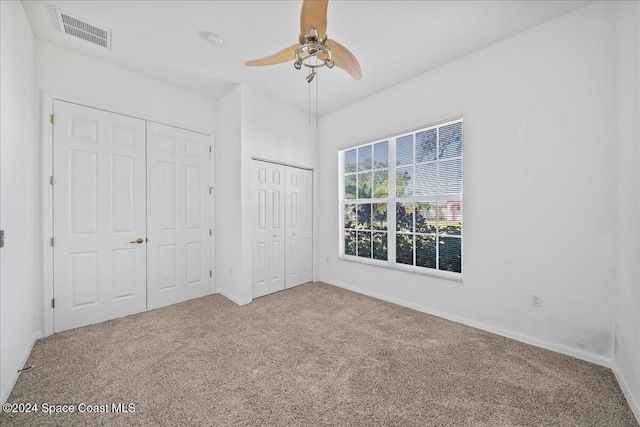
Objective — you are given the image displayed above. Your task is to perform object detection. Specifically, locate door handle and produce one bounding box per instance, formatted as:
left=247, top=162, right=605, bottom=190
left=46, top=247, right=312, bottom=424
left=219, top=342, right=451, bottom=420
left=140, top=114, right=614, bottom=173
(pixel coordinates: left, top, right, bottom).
left=130, top=238, right=144, bottom=244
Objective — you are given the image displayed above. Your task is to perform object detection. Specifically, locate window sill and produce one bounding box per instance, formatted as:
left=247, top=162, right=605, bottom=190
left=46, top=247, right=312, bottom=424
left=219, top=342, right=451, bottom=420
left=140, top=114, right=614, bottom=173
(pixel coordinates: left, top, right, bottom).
left=339, top=254, right=463, bottom=282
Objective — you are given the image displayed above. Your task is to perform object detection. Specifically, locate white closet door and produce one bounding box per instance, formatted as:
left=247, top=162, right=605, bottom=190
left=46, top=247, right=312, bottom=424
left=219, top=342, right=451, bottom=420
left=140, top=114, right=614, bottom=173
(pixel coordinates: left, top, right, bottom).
left=147, top=122, right=210, bottom=309
left=252, top=160, right=286, bottom=298
left=285, top=167, right=313, bottom=288
left=53, top=100, right=147, bottom=332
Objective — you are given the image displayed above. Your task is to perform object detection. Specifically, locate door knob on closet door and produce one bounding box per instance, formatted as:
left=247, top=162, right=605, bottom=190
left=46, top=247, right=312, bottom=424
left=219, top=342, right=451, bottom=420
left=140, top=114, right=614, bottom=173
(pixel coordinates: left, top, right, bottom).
left=130, top=238, right=144, bottom=244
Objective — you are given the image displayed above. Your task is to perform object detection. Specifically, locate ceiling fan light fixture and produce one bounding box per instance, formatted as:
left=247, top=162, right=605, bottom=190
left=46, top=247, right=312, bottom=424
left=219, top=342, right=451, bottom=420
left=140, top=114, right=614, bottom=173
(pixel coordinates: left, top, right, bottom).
left=294, top=42, right=331, bottom=71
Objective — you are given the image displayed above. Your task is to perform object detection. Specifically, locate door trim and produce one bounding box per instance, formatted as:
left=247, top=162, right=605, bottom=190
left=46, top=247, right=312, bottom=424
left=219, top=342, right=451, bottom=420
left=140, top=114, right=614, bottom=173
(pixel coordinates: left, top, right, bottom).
left=41, top=91, right=214, bottom=336
left=251, top=156, right=313, bottom=171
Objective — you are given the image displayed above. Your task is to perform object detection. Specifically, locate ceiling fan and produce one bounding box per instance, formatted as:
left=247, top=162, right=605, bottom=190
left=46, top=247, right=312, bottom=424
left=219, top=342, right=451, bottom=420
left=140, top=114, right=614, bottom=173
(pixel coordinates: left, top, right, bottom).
left=245, top=0, right=362, bottom=81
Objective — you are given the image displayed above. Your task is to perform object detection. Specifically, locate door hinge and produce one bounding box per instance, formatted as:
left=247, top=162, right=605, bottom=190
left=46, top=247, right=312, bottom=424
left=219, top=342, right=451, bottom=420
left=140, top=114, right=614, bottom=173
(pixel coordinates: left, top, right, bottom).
left=209, top=270, right=212, bottom=277
left=50, top=237, right=55, bottom=247
left=209, top=146, right=212, bottom=153
left=209, top=229, right=212, bottom=236
left=50, top=114, right=55, bottom=124
left=0, top=230, right=4, bottom=249
left=51, top=298, right=55, bottom=308
left=50, top=176, right=55, bottom=185
left=209, top=187, right=213, bottom=194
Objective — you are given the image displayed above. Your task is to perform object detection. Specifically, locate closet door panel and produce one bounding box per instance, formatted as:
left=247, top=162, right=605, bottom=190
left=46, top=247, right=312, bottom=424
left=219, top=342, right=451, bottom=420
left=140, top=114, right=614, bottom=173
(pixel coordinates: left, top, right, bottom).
left=285, top=167, right=313, bottom=288
left=252, top=160, right=285, bottom=298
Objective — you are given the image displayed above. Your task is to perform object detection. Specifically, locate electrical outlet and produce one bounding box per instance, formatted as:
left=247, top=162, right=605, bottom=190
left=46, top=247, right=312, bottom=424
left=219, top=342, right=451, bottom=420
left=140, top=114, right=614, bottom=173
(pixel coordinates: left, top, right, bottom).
left=531, top=294, right=542, bottom=308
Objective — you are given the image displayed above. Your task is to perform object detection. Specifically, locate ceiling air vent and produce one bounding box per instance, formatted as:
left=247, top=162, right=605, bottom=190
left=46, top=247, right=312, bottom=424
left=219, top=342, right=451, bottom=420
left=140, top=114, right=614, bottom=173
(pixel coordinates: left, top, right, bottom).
left=54, top=8, right=112, bottom=50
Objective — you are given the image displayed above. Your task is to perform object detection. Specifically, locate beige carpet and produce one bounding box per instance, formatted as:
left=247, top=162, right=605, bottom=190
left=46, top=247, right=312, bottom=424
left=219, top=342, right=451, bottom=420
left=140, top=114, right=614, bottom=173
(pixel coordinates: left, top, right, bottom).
left=1, top=282, right=637, bottom=426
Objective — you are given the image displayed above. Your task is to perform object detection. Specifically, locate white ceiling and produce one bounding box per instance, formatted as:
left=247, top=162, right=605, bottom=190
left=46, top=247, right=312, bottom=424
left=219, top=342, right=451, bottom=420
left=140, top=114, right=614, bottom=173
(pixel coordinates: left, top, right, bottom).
left=22, top=0, right=592, bottom=116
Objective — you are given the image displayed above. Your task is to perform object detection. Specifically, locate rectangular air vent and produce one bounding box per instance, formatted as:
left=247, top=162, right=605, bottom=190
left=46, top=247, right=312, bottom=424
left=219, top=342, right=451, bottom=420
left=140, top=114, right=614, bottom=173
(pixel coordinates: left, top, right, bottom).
left=54, top=8, right=112, bottom=50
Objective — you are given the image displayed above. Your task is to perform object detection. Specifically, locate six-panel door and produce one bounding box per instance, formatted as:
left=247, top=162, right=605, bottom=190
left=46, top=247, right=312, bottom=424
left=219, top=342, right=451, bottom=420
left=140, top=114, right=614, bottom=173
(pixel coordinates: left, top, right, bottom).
left=53, top=100, right=147, bottom=332
left=147, top=122, right=211, bottom=309
left=252, top=161, right=286, bottom=298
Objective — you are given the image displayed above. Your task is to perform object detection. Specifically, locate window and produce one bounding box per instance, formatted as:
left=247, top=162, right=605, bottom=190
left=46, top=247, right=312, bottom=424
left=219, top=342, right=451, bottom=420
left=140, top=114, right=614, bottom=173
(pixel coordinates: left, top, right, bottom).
left=343, top=141, right=389, bottom=261
left=340, top=118, right=463, bottom=278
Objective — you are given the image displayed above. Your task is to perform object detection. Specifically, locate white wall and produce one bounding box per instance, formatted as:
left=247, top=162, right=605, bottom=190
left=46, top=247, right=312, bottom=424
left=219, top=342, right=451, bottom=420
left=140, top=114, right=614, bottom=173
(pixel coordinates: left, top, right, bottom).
left=614, top=0, right=640, bottom=420
left=240, top=86, right=317, bottom=168
left=216, top=85, right=243, bottom=302
left=216, top=84, right=317, bottom=303
left=0, top=1, right=41, bottom=404
left=318, top=2, right=616, bottom=364
left=36, top=41, right=218, bottom=134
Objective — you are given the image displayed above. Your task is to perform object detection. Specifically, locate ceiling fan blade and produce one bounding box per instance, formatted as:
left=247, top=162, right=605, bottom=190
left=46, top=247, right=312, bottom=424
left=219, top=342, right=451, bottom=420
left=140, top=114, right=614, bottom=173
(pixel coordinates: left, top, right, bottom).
left=300, top=0, right=328, bottom=41
left=245, top=44, right=301, bottom=66
left=325, top=39, right=362, bottom=80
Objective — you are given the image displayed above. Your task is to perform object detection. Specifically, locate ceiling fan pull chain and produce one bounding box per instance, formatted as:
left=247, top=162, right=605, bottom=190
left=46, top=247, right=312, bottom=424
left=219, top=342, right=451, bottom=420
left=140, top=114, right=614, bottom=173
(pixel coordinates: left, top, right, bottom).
left=308, top=75, right=312, bottom=126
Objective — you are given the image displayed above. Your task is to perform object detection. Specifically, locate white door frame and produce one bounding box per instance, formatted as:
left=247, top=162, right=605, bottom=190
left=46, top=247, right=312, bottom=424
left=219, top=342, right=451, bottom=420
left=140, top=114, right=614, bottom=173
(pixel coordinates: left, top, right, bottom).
left=41, top=91, right=215, bottom=337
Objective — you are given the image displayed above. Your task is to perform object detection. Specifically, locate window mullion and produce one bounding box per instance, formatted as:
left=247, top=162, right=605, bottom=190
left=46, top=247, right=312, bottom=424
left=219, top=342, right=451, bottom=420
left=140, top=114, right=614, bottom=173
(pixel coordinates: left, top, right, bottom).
left=412, top=207, right=417, bottom=267
left=435, top=201, right=440, bottom=271
left=388, top=137, right=397, bottom=267
left=339, top=202, right=345, bottom=256
left=435, top=126, right=440, bottom=271
left=338, top=152, right=345, bottom=257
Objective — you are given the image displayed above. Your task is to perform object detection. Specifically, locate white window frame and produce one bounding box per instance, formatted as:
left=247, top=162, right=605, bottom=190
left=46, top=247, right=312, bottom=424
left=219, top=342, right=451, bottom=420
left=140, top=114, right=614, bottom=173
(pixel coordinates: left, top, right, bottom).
left=338, top=117, right=463, bottom=281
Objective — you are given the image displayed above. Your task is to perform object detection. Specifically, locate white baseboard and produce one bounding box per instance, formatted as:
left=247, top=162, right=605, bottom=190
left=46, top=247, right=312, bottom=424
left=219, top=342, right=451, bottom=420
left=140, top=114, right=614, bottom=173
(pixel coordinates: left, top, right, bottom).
left=218, top=289, right=252, bottom=306
left=320, top=278, right=612, bottom=368
left=1, top=331, right=43, bottom=405
left=612, top=364, right=640, bottom=425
